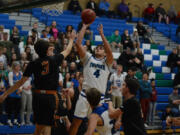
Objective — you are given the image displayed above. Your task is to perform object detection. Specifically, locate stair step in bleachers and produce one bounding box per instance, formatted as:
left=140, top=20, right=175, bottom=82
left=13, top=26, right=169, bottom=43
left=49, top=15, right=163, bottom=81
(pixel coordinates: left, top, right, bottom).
left=0, top=125, right=35, bottom=134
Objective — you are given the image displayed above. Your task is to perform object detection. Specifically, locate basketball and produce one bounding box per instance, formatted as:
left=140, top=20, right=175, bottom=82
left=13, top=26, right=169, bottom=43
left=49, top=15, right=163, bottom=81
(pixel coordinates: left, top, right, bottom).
left=81, top=9, right=96, bottom=24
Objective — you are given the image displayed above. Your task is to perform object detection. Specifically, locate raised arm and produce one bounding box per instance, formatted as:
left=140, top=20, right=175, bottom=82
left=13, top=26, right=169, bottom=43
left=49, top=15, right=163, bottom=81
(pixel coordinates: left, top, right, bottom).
left=75, top=24, right=89, bottom=59
left=84, top=114, right=99, bottom=135
left=0, top=77, right=29, bottom=103
left=61, top=30, right=76, bottom=58
left=98, top=24, right=113, bottom=65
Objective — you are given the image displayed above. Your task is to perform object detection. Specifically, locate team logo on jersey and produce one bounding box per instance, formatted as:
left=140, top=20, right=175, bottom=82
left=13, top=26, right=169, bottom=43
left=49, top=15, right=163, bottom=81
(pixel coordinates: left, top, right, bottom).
left=90, top=62, right=105, bottom=70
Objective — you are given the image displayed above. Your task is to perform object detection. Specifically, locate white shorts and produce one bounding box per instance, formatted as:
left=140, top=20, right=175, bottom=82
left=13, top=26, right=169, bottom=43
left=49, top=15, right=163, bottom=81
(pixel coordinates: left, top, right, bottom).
left=74, top=90, right=105, bottom=119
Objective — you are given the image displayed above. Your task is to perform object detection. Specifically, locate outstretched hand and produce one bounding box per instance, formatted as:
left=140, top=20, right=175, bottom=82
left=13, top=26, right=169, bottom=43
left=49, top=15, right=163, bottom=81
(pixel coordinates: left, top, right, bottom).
left=98, top=24, right=104, bottom=35
left=70, top=30, right=77, bottom=40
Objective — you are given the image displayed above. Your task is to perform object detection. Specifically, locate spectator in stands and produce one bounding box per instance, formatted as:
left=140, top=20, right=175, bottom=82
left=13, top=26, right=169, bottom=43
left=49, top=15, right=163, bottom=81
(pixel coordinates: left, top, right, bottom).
left=69, top=62, right=77, bottom=75
left=68, top=0, right=82, bottom=14
left=121, top=30, right=134, bottom=50
left=111, top=60, right=117, bottom=73
left=109, top=64, right=126, bottom=108
left=45, top=26, right=51, bottom=38
left=10, top=26, right=21, bottom=59
left=131, top=31, right=140, bottom=50
left=117, top=48, right=134, bottom=71
left=66, top=25, right=74, bottom=34
left=20, top=52, right=27, bottom=68
left=63, top=72, right=73, bottom=89
left=117, top=0, right=132, bottom=21
left=148, top=79, right=157, bottom=125
left=136, top=21, right=147, bottom=38
left=20, top=62, right=32, bottom=125
left=31, top=29, right=38, bottom=45
left=86, top=0, right=98, bottom=14
left=24, top=46, right=32, bottom=62
left=162, top=105, right=174, bottom=130
left=0, top=32, right=13, bottom=60
left=28, top=22, right=40, bottom=38
left=10, top=26, right=20, bottom=46
left=26, top=36, right=37, bottom=60
left=98, top=0, right=110, bottom=17
left=6, top=61, right=22, bottom=127
left=155, top=3, right=169, bottom=24
left=139, top=72, right=152, bottom=127
left=143, top=3, right=155, bottom=21
left=41, top=30, right=49, bottom=41
left=9, top=53, right=17, bottom=67
left=168, top=86, right=180, bottom=116
left=60, top=60, right=69, bottom=77
left=0, top=61, right=8, bottom=84
left=84, top=40, right=93, bottom=53
left=176, top=24, right=180, bottom=39
left=144, top=28, right=154, bottom=44
left=0, top=25, right=4, bottom=41
left=50, top=21, right=59, bottom=41
left=0, top=47, right=7, bottom=69
left=167, top=6, right=177, bottom=23
left=134, top=48, right=144, bottom=71
left=125, top=66, right=138, bottom=81
left=0, top=61, right=8, bottom=122
left=109, top=30, right=122, bottom=52
left=166, top=48, right=178, bottom=72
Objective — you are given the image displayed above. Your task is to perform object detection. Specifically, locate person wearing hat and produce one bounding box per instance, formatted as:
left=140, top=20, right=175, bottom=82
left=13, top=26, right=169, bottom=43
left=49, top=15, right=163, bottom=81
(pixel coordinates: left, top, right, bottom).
left=168, top=86, right=180, bottom=117
left=0, top=30, right=76, bottom=135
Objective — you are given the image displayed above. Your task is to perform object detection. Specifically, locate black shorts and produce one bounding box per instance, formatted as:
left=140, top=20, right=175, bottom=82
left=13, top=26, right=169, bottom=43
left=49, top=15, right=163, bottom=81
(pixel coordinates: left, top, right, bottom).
left=33, top=93, right=56, bottom=126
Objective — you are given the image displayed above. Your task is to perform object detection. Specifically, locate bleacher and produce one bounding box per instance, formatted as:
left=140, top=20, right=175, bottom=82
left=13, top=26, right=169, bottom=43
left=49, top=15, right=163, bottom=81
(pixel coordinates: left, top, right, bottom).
left=0, top=14, right=28, bottom=37
left=0, top=8, right=179, bottom=134
left=148, top=22, right=180, bottom=44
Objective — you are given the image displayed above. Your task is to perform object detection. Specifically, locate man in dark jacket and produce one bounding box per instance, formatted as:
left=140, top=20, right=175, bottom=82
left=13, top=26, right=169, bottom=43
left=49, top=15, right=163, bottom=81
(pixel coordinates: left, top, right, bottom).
left=86, top=0, right=98, bottom=14
left=166, top=48, right=178, bottom=72
left=155, top=3, right=169, bottom=24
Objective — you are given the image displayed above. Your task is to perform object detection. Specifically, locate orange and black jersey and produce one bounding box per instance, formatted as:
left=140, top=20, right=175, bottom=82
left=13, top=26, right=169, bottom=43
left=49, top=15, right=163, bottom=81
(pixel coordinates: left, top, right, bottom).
left=23, top=54, right=64, bottom=90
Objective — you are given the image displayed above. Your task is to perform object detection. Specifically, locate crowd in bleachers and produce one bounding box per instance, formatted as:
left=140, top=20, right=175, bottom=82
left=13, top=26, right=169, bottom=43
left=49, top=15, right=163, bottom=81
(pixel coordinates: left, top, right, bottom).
left=0, top=0, right=179, bottom=134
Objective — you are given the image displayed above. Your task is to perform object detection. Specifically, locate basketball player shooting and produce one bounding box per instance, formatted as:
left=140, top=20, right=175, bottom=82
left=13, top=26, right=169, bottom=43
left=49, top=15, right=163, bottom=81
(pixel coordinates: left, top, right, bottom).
left=69, top=23, right=113, bottom=135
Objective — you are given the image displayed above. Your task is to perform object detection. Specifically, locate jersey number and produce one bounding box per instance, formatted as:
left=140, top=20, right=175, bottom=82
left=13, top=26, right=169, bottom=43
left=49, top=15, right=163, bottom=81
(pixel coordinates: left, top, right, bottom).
left=41, top=61, right=49, bottom=75
left=93, top=69, right=100, bottom=78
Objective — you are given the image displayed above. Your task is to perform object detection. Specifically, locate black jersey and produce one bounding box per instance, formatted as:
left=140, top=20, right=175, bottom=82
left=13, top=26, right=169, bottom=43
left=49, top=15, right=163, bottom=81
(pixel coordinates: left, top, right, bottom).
left=122, top=97, right=146, bottom=135
left=23, top=54, right=64, bottom=90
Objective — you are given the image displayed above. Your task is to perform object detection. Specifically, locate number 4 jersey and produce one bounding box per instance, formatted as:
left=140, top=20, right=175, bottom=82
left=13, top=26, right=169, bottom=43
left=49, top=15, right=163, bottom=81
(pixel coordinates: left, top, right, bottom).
left=81, top=53, right=111, bottom=94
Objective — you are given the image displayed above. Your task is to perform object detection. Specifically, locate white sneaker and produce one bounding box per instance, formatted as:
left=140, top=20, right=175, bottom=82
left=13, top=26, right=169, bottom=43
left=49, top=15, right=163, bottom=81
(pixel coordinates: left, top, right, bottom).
left=21, top=122, right=25, bottom=126
left=144, top=123, right=148, bottom=128
left=7, top=120, right=13, bottom=127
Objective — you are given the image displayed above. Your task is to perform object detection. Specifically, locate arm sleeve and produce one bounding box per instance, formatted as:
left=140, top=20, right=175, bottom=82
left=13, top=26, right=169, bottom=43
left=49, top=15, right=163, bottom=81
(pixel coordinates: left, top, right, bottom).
left=23, top=62, right=34, bottom=77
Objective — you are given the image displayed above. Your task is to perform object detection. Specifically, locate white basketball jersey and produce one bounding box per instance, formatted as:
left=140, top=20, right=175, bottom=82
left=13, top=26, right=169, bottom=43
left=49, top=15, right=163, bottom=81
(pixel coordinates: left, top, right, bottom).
left=82, top=53, right=110, bottom=94
left=94, top=103, right=113, bottom=135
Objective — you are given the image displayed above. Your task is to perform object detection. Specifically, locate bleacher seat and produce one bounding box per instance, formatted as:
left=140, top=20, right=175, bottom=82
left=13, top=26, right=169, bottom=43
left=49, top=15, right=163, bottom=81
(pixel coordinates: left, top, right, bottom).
left=157, top=95, right=169, bottom=102
left=156, top=103, right=169, bottom=111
